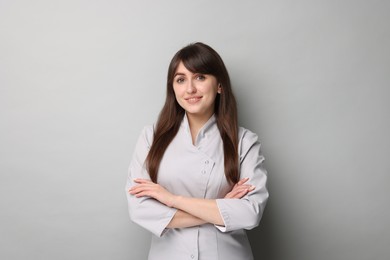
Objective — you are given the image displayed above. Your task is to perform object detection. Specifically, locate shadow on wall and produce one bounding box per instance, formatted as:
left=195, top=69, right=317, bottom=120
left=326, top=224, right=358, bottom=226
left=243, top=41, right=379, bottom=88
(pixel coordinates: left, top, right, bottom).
left=247, top=161, right=277, bottom=260
left=248, top=202, right=275, bottom=260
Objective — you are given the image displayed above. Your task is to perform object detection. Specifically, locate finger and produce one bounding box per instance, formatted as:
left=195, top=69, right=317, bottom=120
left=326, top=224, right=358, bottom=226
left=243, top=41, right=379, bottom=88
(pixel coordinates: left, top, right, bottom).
left=134, top=191, right=152, bottom=198
left=129, top=184, right=154, bottom=194
left=129, top=184, right=146, bottom=192
left=233, top=189, right=249, bottom=199
left=233, top=189, right=247, bottom=198
left=133, top=178, right=153, bottom=184
left=132, top=182, right=157, bottom=189
left=230, top=185, right=255, bottom=199
left=226, top=189, right=245, bottom=199
left=228, top=187, right=247, bottom=198
left=132, top=186, right=157, bottom=196
left=225, top=193, right=234, bottom=199
left=235, top=185, right=255, bottom=193
left=237, top=177, right=249, bottom=185
left=232, top=178, right=249, bottom=189
left=235, top=184, right=252, bottom=189
left=225, top=190, right=238, bottom=198
left=129, top=187, right=145, bottom=195
left=225, top=192, right=236, bottom=198
left=234, top=187, right=255, bottom=198
left=230, top=185, right=251, bottom=193
left=233, top=187, right=249, bottom=195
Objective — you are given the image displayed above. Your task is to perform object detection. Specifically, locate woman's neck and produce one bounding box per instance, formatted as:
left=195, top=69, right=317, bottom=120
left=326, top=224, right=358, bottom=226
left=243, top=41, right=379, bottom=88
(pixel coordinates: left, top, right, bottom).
left=186, top=112, right=214, bottom=145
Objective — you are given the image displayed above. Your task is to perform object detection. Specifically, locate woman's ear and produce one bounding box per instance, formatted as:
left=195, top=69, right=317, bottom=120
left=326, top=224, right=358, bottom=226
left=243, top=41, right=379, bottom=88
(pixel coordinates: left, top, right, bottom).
left=217, top=84, right=222, bottom=94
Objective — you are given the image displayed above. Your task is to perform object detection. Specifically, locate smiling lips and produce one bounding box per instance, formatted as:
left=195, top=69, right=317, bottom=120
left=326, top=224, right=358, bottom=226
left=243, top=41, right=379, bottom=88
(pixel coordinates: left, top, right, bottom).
left=185, top=96, right=202, bottom=104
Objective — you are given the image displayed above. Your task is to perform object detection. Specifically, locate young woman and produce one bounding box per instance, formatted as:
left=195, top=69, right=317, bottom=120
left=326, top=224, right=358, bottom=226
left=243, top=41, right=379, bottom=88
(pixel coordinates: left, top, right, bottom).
left=126, top=42, right=268, bottom=260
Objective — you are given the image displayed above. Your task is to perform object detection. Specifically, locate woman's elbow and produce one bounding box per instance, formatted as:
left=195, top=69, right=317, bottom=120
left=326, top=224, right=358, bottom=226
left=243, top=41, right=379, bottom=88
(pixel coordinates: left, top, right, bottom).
left=244, top=211, right=262, bottom=230
left=245, top=197, right=268, bottom=230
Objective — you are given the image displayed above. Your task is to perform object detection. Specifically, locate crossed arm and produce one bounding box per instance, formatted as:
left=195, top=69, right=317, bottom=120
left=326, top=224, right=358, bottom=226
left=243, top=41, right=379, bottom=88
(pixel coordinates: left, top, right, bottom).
left=128, top=178, right=255, bottom=228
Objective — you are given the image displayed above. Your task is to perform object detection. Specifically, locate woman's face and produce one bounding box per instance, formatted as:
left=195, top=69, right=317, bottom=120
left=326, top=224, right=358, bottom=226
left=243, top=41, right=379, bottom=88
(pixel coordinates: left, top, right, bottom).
left=173, top=62, right=220, bottom=120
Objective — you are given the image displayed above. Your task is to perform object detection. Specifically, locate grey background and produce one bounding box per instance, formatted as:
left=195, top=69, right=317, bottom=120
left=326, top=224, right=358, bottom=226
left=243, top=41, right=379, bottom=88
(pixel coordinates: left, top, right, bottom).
left=1, top=0, right=389, bottom=259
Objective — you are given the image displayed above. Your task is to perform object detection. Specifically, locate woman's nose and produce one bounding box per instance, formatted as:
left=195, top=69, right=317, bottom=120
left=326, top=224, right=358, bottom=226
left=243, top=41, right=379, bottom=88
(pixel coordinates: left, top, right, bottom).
left=186, top=81, right=196, bottom=94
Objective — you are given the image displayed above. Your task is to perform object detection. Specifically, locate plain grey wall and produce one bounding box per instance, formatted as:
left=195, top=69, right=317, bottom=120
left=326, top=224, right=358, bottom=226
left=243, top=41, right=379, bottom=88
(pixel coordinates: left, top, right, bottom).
left=1, top=0, right=389, bottom=259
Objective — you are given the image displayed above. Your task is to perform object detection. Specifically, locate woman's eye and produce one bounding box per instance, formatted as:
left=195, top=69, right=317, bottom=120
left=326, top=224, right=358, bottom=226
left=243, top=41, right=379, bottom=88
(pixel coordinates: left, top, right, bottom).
left=176, top=78, right=185, bottom=83
left=196, top=75, right=206, bottom=80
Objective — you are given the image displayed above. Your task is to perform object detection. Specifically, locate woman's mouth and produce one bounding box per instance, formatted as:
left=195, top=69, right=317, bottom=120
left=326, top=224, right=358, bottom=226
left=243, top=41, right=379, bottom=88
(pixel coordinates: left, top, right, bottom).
left=185, top=96, right=202, bottom=104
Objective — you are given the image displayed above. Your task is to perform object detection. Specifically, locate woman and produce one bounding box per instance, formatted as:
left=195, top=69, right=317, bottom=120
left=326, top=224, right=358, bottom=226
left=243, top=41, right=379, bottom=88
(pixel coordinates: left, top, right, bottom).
left=126, top=42, right=268, bottom=260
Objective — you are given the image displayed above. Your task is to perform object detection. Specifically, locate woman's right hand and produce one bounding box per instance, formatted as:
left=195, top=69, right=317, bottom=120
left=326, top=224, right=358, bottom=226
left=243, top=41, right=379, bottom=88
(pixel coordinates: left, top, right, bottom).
left=224, top=177, right=255, bottom=199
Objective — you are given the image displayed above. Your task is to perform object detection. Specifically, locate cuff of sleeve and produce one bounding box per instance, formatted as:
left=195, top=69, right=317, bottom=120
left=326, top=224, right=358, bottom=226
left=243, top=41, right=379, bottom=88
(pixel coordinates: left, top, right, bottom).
left=215, top=199, right=231, bottom=232
left=156, top=207, right=178, bottom=237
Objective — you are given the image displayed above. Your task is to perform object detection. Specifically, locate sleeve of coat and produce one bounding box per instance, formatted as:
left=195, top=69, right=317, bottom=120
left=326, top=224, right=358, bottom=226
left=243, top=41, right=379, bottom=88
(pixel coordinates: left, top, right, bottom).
left=215, top=128, right=269, bottom=232
left=125, top=126, right=177, bottom=237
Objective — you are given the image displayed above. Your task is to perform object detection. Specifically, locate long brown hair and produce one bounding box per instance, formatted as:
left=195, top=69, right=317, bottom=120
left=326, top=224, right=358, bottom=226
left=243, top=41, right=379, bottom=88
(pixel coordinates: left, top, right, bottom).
left=145, top=42, right=239, bottom=184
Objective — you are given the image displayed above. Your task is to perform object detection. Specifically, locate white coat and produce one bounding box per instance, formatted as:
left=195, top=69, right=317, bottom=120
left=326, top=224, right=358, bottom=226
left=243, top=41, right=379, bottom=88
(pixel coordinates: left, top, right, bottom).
left=126, top=114, right=268, bottom=260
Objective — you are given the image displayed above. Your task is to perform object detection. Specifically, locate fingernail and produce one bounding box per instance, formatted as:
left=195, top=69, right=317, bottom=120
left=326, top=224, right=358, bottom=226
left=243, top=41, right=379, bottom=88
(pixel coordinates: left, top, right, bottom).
left=250, top=185, right=255, bottom=190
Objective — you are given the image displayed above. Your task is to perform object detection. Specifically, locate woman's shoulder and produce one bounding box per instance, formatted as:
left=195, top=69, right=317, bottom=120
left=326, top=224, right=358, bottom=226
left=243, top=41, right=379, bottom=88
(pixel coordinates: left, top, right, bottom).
left=238, top=126, right=259, bottom=143
left=237, top=126, right=261, bottom=157
left=141, top=124, right=154, bottom=134
left=136, top=124, right=155, bottom=146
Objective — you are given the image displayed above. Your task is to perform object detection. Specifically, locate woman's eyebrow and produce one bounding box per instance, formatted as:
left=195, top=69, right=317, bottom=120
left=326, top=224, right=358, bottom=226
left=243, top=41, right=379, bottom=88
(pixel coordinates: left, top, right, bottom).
left=174, top=72, right=186, bottom=77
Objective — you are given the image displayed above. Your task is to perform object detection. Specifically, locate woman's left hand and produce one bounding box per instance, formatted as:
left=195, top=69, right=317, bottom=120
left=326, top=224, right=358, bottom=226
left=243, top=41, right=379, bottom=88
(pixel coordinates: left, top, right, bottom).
left=224, top=177, right=255, bottom=199
left=129, top=179, right=176, bottom=207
